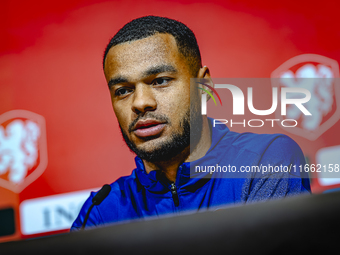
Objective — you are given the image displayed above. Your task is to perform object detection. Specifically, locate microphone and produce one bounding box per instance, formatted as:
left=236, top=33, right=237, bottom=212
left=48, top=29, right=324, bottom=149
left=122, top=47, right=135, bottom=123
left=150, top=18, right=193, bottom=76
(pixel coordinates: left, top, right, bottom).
left=81, top=184, right=111, bottom=230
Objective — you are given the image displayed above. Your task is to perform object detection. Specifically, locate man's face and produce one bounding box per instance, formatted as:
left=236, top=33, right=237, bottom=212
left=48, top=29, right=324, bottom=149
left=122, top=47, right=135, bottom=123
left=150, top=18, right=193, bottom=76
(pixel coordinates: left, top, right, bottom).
left=104, top=33, right=201, bottom=162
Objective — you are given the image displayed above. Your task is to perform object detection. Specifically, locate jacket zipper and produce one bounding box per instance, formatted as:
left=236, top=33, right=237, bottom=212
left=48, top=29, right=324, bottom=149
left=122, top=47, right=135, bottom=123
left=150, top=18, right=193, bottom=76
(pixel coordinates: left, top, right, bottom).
left=170, top=183, right=180, bottom=207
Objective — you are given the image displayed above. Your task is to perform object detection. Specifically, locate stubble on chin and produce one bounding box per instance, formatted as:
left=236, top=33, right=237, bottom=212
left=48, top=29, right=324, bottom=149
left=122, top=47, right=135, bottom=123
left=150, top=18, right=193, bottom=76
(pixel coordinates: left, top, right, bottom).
left=118, top=107, right=202, bottom=163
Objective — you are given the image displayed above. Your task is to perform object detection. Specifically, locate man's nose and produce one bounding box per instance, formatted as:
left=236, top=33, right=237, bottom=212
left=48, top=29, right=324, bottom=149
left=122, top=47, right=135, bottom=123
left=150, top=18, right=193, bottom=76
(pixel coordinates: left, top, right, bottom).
left=131, top=84, right=157, bottom=114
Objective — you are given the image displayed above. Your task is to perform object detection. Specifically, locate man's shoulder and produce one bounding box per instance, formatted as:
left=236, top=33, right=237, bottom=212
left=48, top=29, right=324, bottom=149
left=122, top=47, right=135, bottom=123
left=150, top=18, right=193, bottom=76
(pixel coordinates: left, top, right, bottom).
left=109, top=169, right=141, bottom=194
left=85, top=169, right=141, bottom=214
left=70, top=169, right=141, bottom=231
left=223, top=130, right=299, bottom=156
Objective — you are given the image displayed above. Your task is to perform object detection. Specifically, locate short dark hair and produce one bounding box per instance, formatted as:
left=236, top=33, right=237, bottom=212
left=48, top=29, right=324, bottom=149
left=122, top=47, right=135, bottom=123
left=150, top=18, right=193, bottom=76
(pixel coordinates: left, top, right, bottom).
left=103, top=16, right=202, bottom=76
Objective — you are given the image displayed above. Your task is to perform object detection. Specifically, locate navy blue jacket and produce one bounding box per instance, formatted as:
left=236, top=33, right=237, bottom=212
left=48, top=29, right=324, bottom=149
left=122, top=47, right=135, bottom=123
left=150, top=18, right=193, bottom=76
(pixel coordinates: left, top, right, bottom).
left=71, top=120, right=310, bottom=230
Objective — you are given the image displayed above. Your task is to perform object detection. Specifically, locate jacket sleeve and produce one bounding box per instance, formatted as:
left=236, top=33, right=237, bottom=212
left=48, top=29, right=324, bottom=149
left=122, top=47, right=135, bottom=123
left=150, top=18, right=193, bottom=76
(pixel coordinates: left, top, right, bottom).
left=242, top=135, right=311, bottom=203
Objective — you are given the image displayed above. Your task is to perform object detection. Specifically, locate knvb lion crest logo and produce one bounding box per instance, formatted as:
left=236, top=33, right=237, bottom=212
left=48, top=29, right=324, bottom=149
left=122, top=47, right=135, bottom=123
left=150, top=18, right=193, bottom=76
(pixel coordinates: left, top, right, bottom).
left=271, top=54, right=340, bottom=140
left=0, top=110, right=47, bottom=193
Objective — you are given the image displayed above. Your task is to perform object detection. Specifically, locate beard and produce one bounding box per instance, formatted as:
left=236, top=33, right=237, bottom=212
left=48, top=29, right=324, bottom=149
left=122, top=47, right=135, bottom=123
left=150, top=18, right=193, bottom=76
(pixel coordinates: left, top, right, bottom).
left=119, top=102, right=202, bottom=163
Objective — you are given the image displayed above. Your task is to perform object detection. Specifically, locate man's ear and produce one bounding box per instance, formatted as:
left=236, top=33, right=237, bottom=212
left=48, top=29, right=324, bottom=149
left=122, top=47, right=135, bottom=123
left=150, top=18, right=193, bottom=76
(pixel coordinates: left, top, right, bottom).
left=197, top=66, right=214, bottom=102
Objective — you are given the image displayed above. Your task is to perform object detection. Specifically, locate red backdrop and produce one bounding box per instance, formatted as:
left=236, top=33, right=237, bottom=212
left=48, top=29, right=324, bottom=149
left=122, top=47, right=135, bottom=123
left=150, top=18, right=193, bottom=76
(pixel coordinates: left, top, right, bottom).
left=1, top=0, right=340, bottom=242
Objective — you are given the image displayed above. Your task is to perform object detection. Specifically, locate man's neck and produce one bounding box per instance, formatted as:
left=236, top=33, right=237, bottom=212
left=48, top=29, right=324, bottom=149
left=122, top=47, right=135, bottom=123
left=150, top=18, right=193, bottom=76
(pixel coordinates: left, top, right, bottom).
left=142, top=116, right=212, bottom=182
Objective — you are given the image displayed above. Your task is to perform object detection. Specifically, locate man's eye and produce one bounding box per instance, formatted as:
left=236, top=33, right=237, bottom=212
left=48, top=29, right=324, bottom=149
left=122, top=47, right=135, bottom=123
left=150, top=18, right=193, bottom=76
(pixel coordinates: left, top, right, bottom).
left=115, top=87, right=131, bottom=96
left=152, top=77, right=171, bottom=86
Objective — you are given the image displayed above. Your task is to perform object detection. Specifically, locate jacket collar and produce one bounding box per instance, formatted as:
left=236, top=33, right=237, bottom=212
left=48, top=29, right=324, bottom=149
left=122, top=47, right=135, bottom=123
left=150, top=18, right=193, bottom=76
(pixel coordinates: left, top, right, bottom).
left=135, top=118, right=230, bottom=193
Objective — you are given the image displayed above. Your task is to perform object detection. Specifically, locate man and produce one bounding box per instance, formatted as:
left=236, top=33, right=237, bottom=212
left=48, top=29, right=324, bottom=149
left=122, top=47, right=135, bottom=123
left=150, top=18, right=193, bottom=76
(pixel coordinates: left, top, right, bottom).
left=71, top=16, right=310, bottom=230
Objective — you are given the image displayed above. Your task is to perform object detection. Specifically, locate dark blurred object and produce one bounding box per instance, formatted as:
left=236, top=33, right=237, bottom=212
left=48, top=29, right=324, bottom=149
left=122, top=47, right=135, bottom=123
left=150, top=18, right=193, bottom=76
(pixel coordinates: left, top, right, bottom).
left=0, top=208, right=15, bottom=237
left=1, top=191, right=340, bottom=254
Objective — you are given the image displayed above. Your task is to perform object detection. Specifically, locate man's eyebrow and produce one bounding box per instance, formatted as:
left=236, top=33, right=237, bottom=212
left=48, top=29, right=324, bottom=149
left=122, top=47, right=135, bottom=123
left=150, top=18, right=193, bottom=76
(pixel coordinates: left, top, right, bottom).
left=108, top=65, right=177, bottom=88
left=143, top=65, right=177, bottom=77
left=108, top=77, right=129, bottom=88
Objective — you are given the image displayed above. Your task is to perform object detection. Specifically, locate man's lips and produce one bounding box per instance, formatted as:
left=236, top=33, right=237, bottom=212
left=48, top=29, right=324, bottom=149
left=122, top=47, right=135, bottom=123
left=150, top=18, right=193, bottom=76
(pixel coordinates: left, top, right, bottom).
left=132, top=120, right=166, bottom=138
